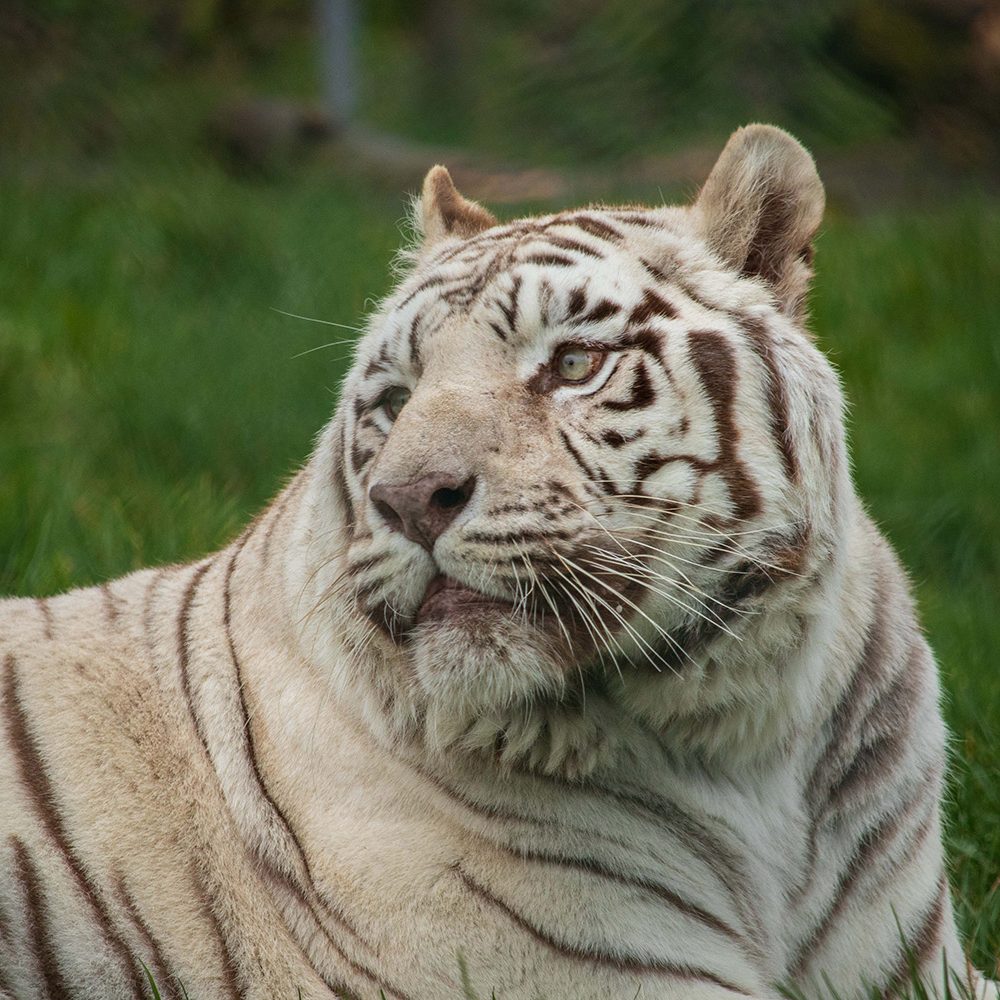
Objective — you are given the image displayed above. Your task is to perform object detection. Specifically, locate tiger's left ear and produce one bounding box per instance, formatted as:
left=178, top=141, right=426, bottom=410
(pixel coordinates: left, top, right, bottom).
left=695, top=124, right=825, bottom=317
left=416, top=165, right=497, bottom=253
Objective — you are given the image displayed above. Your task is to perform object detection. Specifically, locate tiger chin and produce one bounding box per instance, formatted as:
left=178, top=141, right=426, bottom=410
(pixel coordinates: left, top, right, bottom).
left=1, top=124, right=996, bottom=1000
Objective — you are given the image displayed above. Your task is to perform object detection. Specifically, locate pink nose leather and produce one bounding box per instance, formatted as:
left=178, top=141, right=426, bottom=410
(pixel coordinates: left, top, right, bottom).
left=369, top=473, right=477, bottom=551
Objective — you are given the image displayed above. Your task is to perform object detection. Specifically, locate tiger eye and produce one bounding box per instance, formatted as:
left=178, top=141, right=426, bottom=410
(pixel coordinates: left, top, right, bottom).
left=555, top=347, right=601, bottom=383
left=383, top=386, right=411, bottom=420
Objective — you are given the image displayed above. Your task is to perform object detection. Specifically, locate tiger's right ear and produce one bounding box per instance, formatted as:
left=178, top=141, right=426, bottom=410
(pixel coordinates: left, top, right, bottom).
left=695, top=124, right=824, bottom=318
left=415, top=165, right=497, bottom=253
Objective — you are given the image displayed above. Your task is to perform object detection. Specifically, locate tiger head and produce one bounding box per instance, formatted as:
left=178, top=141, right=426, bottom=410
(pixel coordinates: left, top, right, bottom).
left=308, top=125, right=850, bottom=770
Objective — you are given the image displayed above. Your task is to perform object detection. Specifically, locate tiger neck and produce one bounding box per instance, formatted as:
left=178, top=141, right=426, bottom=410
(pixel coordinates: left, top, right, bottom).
left=235, top=461, right=881, bottom=790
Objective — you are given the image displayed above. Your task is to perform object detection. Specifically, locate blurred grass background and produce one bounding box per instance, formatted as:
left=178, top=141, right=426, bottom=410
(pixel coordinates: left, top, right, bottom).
left=0, top=0, right=997, bottom=975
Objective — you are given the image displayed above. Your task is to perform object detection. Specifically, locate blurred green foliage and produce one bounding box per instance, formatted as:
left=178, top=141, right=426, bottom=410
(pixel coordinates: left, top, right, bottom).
left=364, top=0, right=894, bottom=160
left=3, top=0, right=998, bottom=167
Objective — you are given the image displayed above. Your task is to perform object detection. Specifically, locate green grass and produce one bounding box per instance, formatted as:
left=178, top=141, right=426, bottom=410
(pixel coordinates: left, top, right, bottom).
left=1, top=147, right=998, bottom=981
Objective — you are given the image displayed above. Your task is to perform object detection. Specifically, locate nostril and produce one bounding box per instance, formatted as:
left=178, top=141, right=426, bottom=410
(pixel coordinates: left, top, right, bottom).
left=430, top=476, right=475, bottom=512
left=431, top=487, right=465, bottom=510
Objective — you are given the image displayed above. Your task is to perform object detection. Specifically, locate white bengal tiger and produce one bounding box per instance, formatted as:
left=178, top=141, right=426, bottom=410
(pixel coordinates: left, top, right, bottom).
left=0, top=125, right=994, bottom=1000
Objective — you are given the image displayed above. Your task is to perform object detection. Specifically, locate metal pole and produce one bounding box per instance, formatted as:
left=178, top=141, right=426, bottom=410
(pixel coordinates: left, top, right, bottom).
left=315, top=0, right=358, bottom=130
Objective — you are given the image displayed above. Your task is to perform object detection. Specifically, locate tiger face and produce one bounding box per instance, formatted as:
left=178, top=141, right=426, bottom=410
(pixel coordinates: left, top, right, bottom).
left=325, top=126, right=844, bottom=755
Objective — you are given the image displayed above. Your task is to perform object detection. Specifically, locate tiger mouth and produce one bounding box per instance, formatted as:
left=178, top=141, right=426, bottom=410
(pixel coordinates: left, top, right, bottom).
left=416, top=574, right=516, bottom=625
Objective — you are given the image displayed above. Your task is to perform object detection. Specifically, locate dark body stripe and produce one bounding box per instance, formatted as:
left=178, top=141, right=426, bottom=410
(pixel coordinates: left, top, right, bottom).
left=510, top=847, right=753, bottom=957
left=114, top=874, right=178, bottom=1000
left=10, top=835, right=73, bottom=999
left=455, top=866, right=752, bottom=996
left=260, top=473, right=306, bottom=564
left=221, top=538, right=412, bottom=1000
left=222, top=528, right=310, bottom=878
left=878, top=873, right=948, bottom=998
left=408, top=759, right=761, bottom=954
left=176, top=560, right=215, bottom=760
left=191, top=868, right=241, bottom=1000
left=789, top=770, right=941, bottom=978
left=36, top=598, right=54, bottom=640
left=2, top=654, right=144, bottom=997
left=101, top=581, right=120, bottom=624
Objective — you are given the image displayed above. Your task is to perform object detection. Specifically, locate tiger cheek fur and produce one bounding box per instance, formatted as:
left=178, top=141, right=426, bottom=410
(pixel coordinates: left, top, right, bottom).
left=1, top=126, right=995, bottom=1000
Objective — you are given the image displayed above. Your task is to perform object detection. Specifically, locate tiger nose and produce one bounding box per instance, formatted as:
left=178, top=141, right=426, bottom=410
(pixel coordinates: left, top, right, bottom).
left=369, top=473, right=477, bottom=551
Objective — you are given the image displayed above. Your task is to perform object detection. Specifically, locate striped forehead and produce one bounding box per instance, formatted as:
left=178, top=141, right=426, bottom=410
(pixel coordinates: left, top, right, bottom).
left=380, top=209, right=700, bottom=367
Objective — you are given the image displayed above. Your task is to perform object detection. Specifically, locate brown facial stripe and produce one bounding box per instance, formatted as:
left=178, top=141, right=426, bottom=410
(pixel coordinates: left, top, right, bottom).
left=455, top=866, right=752, bottom=995
left=685, top=331, right=763, bottom=522
left=348, top=551, right=391, bottom=575
left=566, top=286, right=588, bottom=318
left=556, top=429, right=615, bottom=496
left=555, top=213, right=625, bottom=244
left=877, top=873, right=948, bottom=998
left=739, top=317, right=798, bottom=481
left=601, top=428, right=645, bottom=448
left=788, top=771, right=940, bottom=979
left=640, top=257, right=674, bottom=284
left=407, top=312, right=423, bottom=368
left=538, top=277, right=556, bottom=326
left=350, top=441, right=375, bottom=475
left=177, top=560, right=214, bottom=762
left=496, top=273, right=523, bottom=338
left=10, top=835, right=73, bottom=1000
left=580, top=298, right=622, bottom=323
left=396, top=271, right=450, bottom=309
left=2, top=655, right=145, bottom=996
left=544, top=235, right=605, bottom=259
left=463, top=525, right=579, bottom=546
left=113, top=874, right=177, bottom=1000
left=333, top=422, right=356, bottom=533
left=520, top=252, right=575, bottom=267
left=628, top=288, right=678, bottom=325
left=617, top=327, right=669, bottom=367
left=612, top=211, right=663, bottom=227
left=600, top=360, right=656, bottom=412
left=488, top=320, right=509, bottom=343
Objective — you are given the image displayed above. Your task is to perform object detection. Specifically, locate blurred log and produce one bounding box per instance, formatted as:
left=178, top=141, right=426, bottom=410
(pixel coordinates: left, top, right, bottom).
left=208, top=99, right=335, bottom=174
